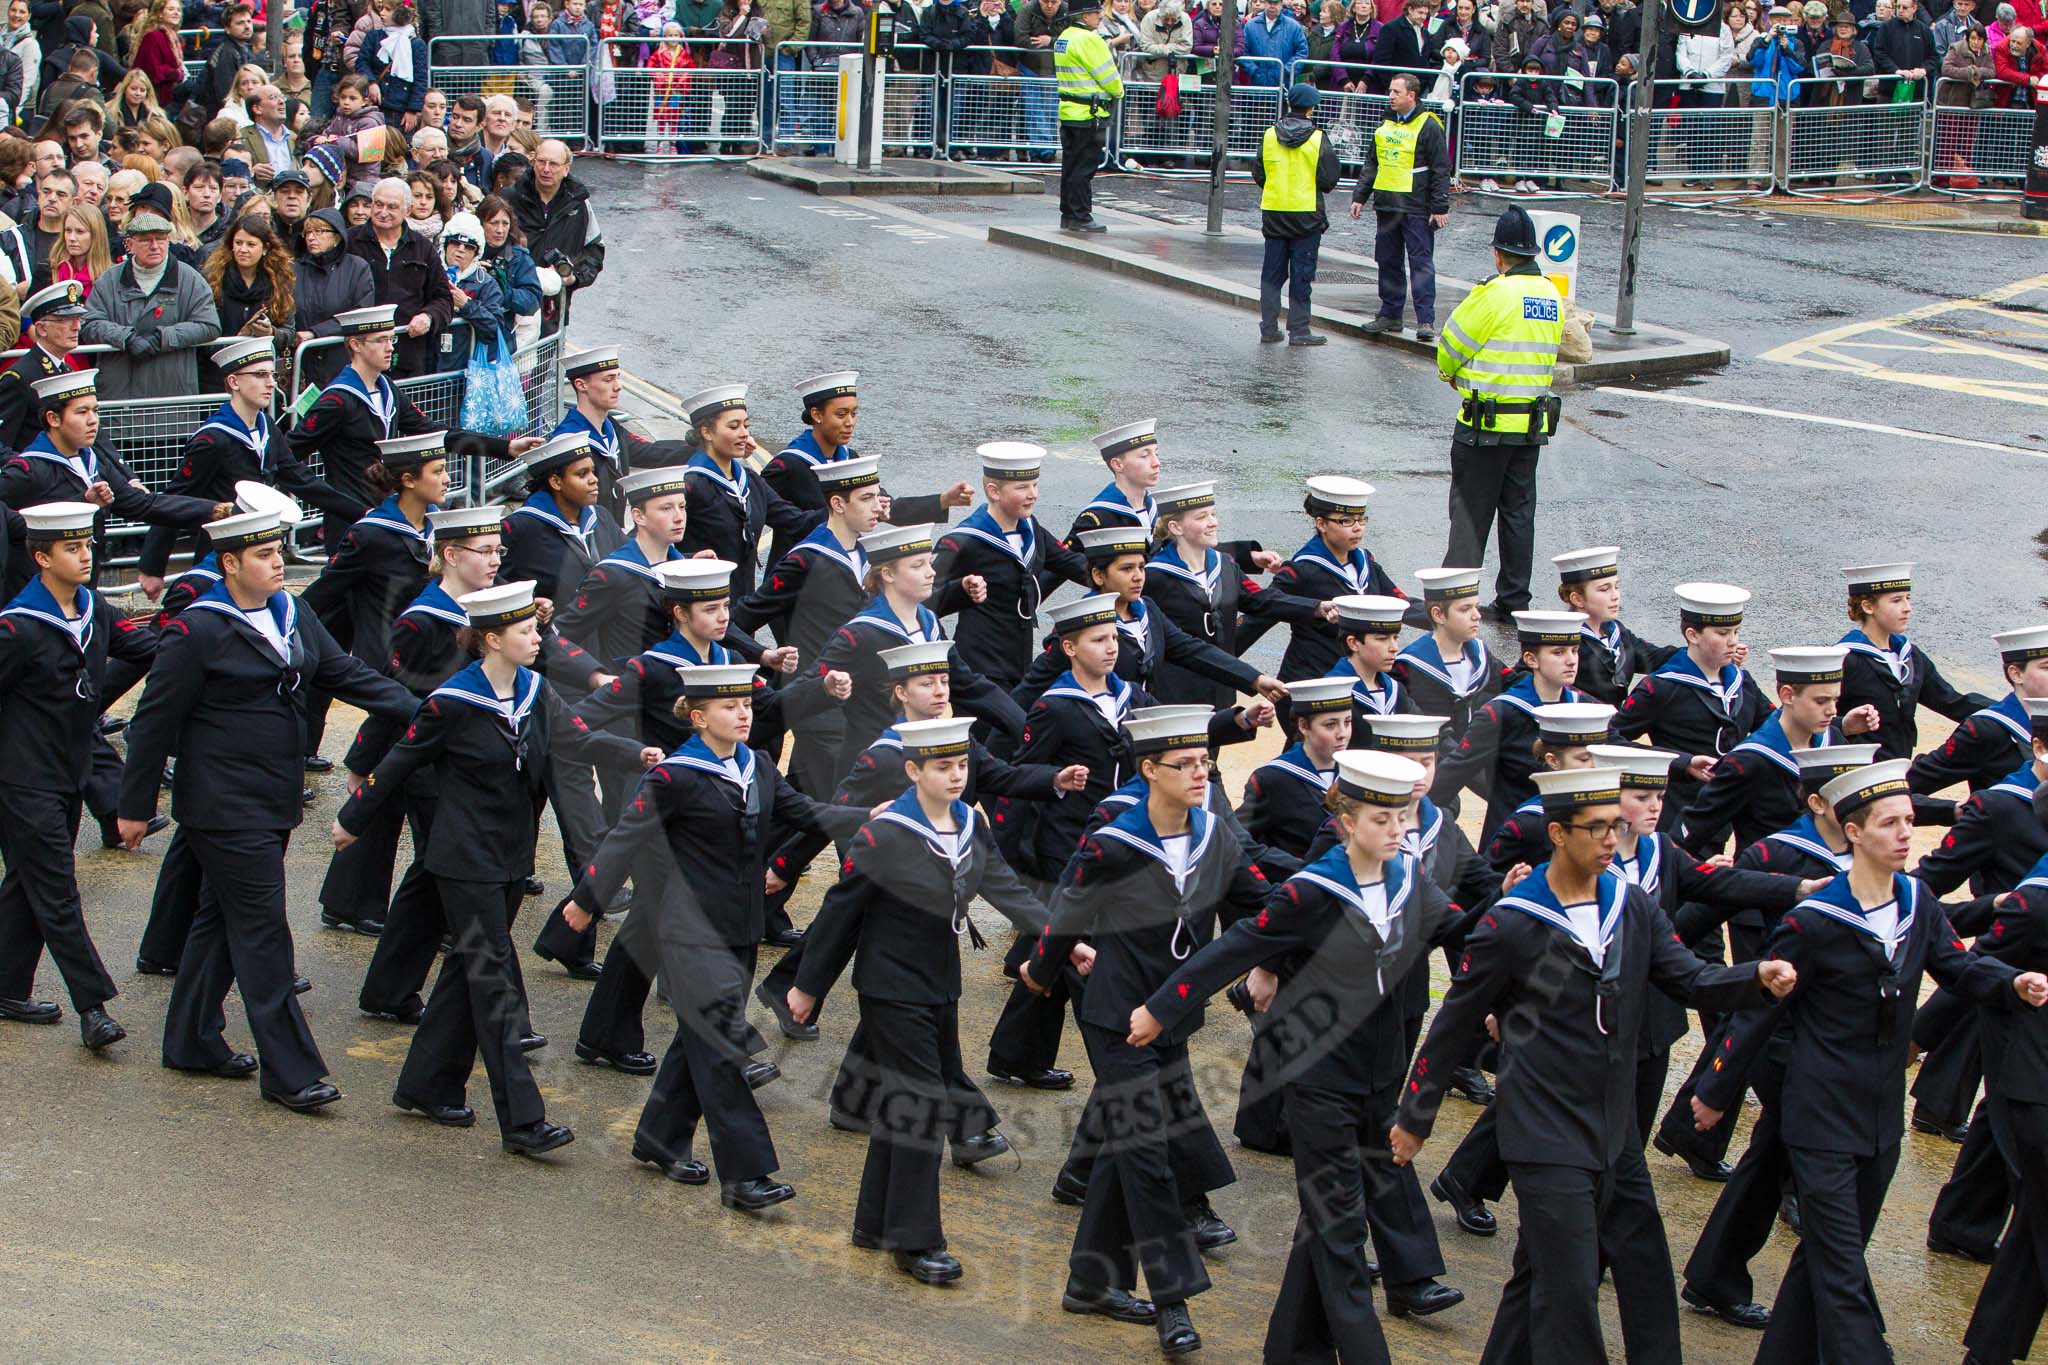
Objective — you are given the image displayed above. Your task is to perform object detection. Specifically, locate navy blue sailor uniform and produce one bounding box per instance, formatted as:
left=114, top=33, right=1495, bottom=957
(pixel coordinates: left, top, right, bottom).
left=1239, top=534, right=1403, bottom=683
left=298, top=496, right=438, bottom=760
left=1839, top=627, right=1991, bottom=762
left=1677, top=715, right=1846, bottom=857
left=1435, top=675, right=1603, bottom=846
left=1573, top=617, right=1677, bottom=707
left=1615, top=653, right=1771, bottom=830
left=681, top=450, right=825, bottom=595
left=1011, top=597, right=1264, bottom=712
left=1329, top=657, right=1415, bottom=744
left=1142, top=541, right=1323, bottom=707
left=734, top=523, right=871, bottom=795
left=1238, top=743, right=1339, bottom=864
left=1390, top=634, right=1511, bottom=805
left=759, top=428, right=950, bottom=570
left=0, top=432, right=220, bottom=599
left=930, top=506, right=1093, bottom=689
left=550, top=406, right=646, bottom=522
left=1911, top=689, right=2036, bottom=800
left=498, top=490, right=622, bottom=670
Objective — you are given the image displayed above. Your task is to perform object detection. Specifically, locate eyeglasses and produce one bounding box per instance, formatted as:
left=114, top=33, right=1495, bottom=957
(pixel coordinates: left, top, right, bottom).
left=1563, top=818, right=1626, bottom=838
left=1150, top=758, right=1208, bottom=774
left=1318, top=515, right=1366, bottom=528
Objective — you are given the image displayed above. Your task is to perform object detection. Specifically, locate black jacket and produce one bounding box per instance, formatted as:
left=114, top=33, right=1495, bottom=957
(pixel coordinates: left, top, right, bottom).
left=1837, top=633, right=1989, bottom=762
left=137, top=409, right=365, bottom=578
left=0, top=438, right=219, bottom=599
left=1613, top=658, right=1772, bottom=823
left=1252, top=112, right=1343, bottom=239
left=1909, top=694, right=2032, bottom=798
left=1013, top=601, right=1264, bottom=708
left=735, top=526, right=873, bottom=668
left=291, top=245, right=377, bottom=390
left=1239, top=544, right=1400, bottom=681
left=1677, top=720, right=1847, bottom=857
left=1350, top=103, right=1452, bottom=216
left=930, top=513, right=1093, bottom=687
left=1573, top=619, right=1677, bottom=707
left=504, top=170, right=604, bottom=294
left=680, top=456, right=823, bottom=595
left=1141, top=546, right=1317, bottom=708
left=286, top=371, right=437, bottom=514
left=1869, top=15, right=1938, bottom=81
left=0, top=585, right=156, bottom=791
left=813, top=603, right=1027, bottom=782
left=1916, top=769, right=2048, bottom=899
left=300, top=506, right=435, bottom=671
left=1980, top=882, right=2048, bottom=1106
left=344, top=223, right=455, bottom=378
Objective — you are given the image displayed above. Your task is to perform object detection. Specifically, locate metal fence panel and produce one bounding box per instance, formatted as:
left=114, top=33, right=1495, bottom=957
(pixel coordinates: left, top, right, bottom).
left=1455, top=74, right=1620, bottom=186
left=1293, top=64, right=1455, bottom=168
left=1639, top=86, right=1776, bottom=187
left=428, top=36, right=590, bottom=144
left=1783, top=78, right=1926, bottom=189
left=1931, top=103, right=2032, bottom=186
left=946, top=72, right=1063, bottom=157
left=1118, top=81, right=1280, bottom=162
left=597, top=39, right=764, bottom=157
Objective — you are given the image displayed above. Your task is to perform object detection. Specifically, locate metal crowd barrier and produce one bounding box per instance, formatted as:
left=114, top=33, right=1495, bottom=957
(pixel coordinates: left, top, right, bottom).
left=1929, top=90, right=2031, bottom=195
left=1635, top=81, right=1776, bottom=195
left=596, top=37, right=766, bottom=157
left=428, top=35, right=591, bottom=144
left=1292, top=61, right=1448, bottom=167
left=1454, top=71, right=1621, bottom=189
left=946, top=54, right=1063, bottom=161
left=1119, top=77, right=1279, bottom=163
left=1781, top=75, right=1927, bottom=196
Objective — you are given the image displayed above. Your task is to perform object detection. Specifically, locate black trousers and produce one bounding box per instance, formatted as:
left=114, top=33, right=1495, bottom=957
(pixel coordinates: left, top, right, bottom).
left=0, top=785, right=114, bottom=1011
left=398, top=878, right=543, bottom=1134
left=1683, top=1049, right=1789, bottom=1308
left=1263, top=1084, right=1404, bottom=1365
left=1634, top=1047, right=1670, bottom=1150
left=1445, top=437, right=1540, bottom=614
left=855, top=996, right=996, bottom=1252
left=1060, top=996, right=1235, bottom=1203
left=1911, top=992, right=1983, bottom=1127
left=988, top=930, right=1067, bottom=1075
left=164, top=826, right=326, bottom=1095
left=1928, top=1093, right=2014, bottom=1259
left=1058, top=118, right=1106, bottom=223
left=1233, top=1006, right=1291, bottom=1154
left=318, top=785, right=405, bottom=926
left=1965, top=1095, right=2048, bottom=1365
left=637, top=939, right=778, bottom=1183
left=1484, top=1150, right=1681, bottom=1365
left=577, top=877, right=769, bottom=1062
left=1754, top=1141, right=1901, bottom=1364
left=1066, top=1021, right=1215, bottom=1306
left=136, top=827, right=205, bottom=967
left=1442, top=1101, right=1511, bottom=1204
left=357, top=793, right=457, bottom=1018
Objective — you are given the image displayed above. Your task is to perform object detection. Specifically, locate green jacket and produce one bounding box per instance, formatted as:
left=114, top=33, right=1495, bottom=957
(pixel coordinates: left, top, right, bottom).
left=674, top=0, right=723, bottom=33
left=760, top=0, right=812, bottom=52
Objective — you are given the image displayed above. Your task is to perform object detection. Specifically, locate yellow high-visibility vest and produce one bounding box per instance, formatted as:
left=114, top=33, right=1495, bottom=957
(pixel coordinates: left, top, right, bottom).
left=1054, top=25, right=1122, bottom=121
left=1260, top=127, right=1324, bottom=212
left=1437, top=266, right=1564, bottom=438
left=1371, top=111, right=1440, bottom=194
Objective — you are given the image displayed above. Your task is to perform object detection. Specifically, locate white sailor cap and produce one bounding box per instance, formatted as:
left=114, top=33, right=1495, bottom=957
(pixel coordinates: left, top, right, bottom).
left=335, top=304, right=399, bottom=337
left=1130, top=704, right=1216, bottom=726
left=32, top=368, right=96, bottom=406
left=1303, top=476, right=1375, bottom=517
left=1076, top=524, right=1150, bottom=561
left=1552, top=545, right=1620, bottom=584
left=2026, top=696, right=2048, bottom=739
left=1675, top=582, right=1750, bottom=626
left=896, top=716, right=975, bottom=759
left=19, top=500, right=96, bottom=537
left=1154, top=481, right=1216, bottom=518
left=1125, top=707, right=1211, bottom=756
left=617, top=466, right=691, bottom=502
left=1288, top=676, right=1357, bottom=715
left=881, top=640, right=953, bottom=677
left=797, top=371, right=859, bottom=407
left=523, top=431, right=595, bottom=476
left=1842, top=562, right=1914, bottom=597
left=1514, top=610, right=1588, bottom=647
left=1091, top=419, right=1158, bottom=460
left=426, top=505, right=505, bottom=539
left=1335, top=750, right=1425, bottom=807
left=375, top=432, right=446, bottom=469
left=682, top=383, right=748, bottom=424
left=212, top=336, right=278, bottom=374
left=678, top=663, right=758, bottom=699
left=1995, top=625, right=2048, bottom=663
left=1048, top=593, right=1121, bottom=636
left=655, top=558, right=736, bottom=601
left=860, top=522, right=936, bottom=564
left=1534, top=702, right=1615, bottom=747
left=205, top=507, right=290, bottom=551
left=23, top=279, right=86, bottom=321
left=458, top=580, right=538, bottom=628
left=1793, top=742, right=1880, bottom=787
left=1365, top=713, right=1448, bottom=752
left=1416, top=567, right=1482, bottom=602
left=1333, top=594, right=1409, bottom=635
left=234, top=480, right=300, bottom=521
left=563, top=345, right=621, bottom=379
left=976, top=441, right=1044, bottom=482
left=1587, top=742, right=1679, bottom=789
left=1532, top=766, right=1624, bottom=815
left=1821, top=757, right=1912, bottom=822
left=815, top=454, right=883, bottom=493
left=1770, top=646, right=1848, bottom=685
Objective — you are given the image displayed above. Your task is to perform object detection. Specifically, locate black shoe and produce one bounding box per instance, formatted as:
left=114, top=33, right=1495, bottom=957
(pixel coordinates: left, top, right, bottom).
left=1155, top=1303, right=1200, bottom=1356
left=988, top=1065, right=1074, bottom=1090
left=1260, top=330, right=1284, bottom=343
left=302, top=786, right=316, bottom=805
left=1185, top=1200, right=1236, bottom=1250
left=1779, top=1193, right=1802, bottom=1234
left=79, top=1007, right=125, bottom=1050
left=523, top=875, right=545, bottom=897
left=720, top=1176, right=795, bottom=1211
left=102, top=813, right=168, bottom=848
left=743, top=1060, right=781, bottom=1090
left=893, top=1247, right=964, bottom=1284
left=1360, top=315, right=1401, bottom=335
left=0, top=996, right=61, bottom=1024
left=761, top=926, right=804, bottom=949
left=319, top=910, right=384, bottom=936
left=292, top=975, right=311, bottom=996
left=1367, top=1259, right=1380, bottom=1283
left=97, top=715, right=126, bottom=736
left=756, top=979, right=817, bottom=1041
left=304, top=755, right=334, bottom=773
left=1051, top=1169, right=1088, bottom=1206
left=946, top=1129, right=1009, bottom=1167
left=517, top=1031, right=547, bottom=1053
left=574, top=1040, right=657, bottom=1074
left=1681, top=1284, right=1771, bottom=1329
left=166, top=1051, right=258, bottom=1078
left=1414, top=326, right=1437, bottom=343
left=1387, top=1278, right=1464, bottom=1318
left=1927, top=1232, right=1998, bottom=1265
left=1447, top=1065, right=1494, bottom=1105
left=1061, top=1280, right=1157, bottom=1324
left=502, top=1120, right=574, bottom=1157
left=534, top=946, right=602, bottom=981
left=1430, top=1171, right=1497, bottom=1235
left=134, top=956, right=177, bottom=976
left=361, top=999, right=426, bottom=1026
left=264, top=1081, right=341, bottom=1112
left=829, top=1108, right=866, bottom=1133
left=393, top=1091, right=476, bottom=1127
left=632, top=1141, right=708, bottom=1184
left=1288, top=332, right=1328, bottom=347
left=1653, top=1132, right=1732, bottom=1182
left=1911, top=1107, right=1969, bottom=1143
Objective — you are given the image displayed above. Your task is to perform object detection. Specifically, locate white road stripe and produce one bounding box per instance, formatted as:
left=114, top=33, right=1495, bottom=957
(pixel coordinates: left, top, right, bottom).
left=1591, top=387, right=2048, bottom=460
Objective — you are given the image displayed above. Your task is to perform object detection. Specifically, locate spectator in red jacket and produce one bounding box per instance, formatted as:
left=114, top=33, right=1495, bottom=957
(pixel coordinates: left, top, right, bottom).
left=1994, top=23, right=2042, bottom=103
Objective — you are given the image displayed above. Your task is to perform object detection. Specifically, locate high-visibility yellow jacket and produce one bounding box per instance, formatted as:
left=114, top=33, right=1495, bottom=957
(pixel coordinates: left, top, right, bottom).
left=1054, top=24, right=1123, bottom=121
left=1437, top=261, right=1564, bottom=439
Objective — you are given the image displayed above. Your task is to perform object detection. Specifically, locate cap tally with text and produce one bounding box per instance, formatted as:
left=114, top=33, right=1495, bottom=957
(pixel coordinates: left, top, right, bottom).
left=213, top=336, right=278, bottom=375
left=2025, top=696, right=2048, bottom=742
left=1304, top=476, right=1375, bottom=518
left=1770, top=646, right=1848, bottom=686
left=19, top=501, right=97, bottom=537
left=1793, top=742, right=1880, bottom=790
left=1091, top=418, right=1157, bottom=461
left=1821, top=757, right=1912, bottom=823
left=426, top=505, right=504, bottom=540
left=563, top=346, right=621, bottom=380
left=881, top=640, right=952, bottom=678
left=1154, top=481, right=1216, bottom=518
left=31, top=368, right=95, bottom=408
left=376, top=432, right=446, bottom=470
left=205, top=508, right=289, bottom=552
left=1365, top=713, right=1448, bottom=752
left=1994, top=625, right=2048, bottom=664
left=1587, top=743, right=1677, bottom=790
left=1552, top=545, right=1620, bottom=584
left=458, top=580, right=538, bottom=629
left=1334, top=594, right=1408, bottom=635
left=617, top=466, right=691, bottom=503
left=682, top=383, right=748, bottom=425
left=1288, top=676, right=1356, bottom=716
left=1417, top=567, right=1482, bottom=602
left=1842, top=562, right=1913, bottom=597
left=976, top=441, right=1044, bottom=482
left=679, top=663, right=758, bottom=699
left=860, top=522, right=935, bottom=564
left=896, top=716, right=974, bottom=760
left=523, top=431, right=594, bottom=477
left=1514, top=610, right=1588, bottom=647
left=1675, top=582, right=1750, bottom=628
left=1534, top=701, right=1615, bottom=748
left=1336, top=751, right=1424, bottom=807
left=1532, top=765, right=1623, bottom=816
left=24, top=280, right=86, bottom=322
left=1048, top=593, right=1120, bottom=636
left=234, top=480, right=300, bottom=522
left=815, top=455, right=883, bottom=494
left=335, top=304, right=399, bottom=337
left=1076, top=524, right=1150, bottom=562
left=1124, top=707, right=1210, bottom=756
left=798, top=371, right=858, bottom=408
left=656, top=558, right=735, bottom=602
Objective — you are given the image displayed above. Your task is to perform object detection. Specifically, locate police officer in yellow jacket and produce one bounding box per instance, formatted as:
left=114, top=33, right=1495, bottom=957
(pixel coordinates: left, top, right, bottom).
left=1251, top=83, right=1341, bottom=346
left=1348, top=73, right=1452, bottom=342
left=1436, top=204, right=1563, bottom=618
left=1054, top=0, right=1122, bottom=232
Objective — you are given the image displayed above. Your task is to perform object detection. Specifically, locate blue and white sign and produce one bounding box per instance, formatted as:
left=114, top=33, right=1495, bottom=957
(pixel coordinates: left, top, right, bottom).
left=1666, top=0, right=1722, bottom=29
left=1526, top=209, right=1580, bottom=302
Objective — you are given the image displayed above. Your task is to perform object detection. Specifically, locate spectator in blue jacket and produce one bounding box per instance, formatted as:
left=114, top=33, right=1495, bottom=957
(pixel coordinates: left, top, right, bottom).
left=1241, top=0, right=1309, bottom=84
left=547, top=0, right=599, bottom=69
left=478, top=192, right=543, bottom=350
left=1751, top=3, right=1807, bottom=105
left=358, top=3, right=430, bottom=125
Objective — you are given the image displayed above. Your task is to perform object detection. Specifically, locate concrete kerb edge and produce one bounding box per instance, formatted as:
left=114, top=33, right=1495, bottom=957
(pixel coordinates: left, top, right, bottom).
left=747, top=158, right=1042, bottom=196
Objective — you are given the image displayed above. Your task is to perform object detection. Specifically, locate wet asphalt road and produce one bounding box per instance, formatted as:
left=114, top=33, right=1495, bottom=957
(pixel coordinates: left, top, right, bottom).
left=1, top=158, right=2038, bottom=1362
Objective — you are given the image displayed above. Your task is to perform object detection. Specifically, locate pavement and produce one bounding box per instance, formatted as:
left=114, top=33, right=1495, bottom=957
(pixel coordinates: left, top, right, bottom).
left=746, top=155, right=1042, bottom=197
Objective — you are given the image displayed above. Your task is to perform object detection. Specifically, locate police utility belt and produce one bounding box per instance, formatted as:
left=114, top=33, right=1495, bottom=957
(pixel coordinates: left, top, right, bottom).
left=1058, top=92, right=1118, bottom=110
left=1458, top=393, right=1563, bottom=447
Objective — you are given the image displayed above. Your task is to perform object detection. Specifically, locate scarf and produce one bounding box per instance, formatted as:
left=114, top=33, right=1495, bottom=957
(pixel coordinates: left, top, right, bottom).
left=379, top=24, right=417, bottom=83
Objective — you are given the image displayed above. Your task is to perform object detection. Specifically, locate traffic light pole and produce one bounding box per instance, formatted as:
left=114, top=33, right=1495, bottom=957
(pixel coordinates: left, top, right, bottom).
left=1203, top=0, right=1240, bottom=236
left=1612, top=0, right=1661, bottom=335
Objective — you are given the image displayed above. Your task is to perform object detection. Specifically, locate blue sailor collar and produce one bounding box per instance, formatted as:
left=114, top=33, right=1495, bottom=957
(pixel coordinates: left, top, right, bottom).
left=1292, top=532, right=1372, bottom=593
left=188, top=579, right=298, bottom=654
left=1494, top=670, right=1582, bottom=717
left=874, top=787, right=979, bottom=862
left=1145, top=540, right=1220, bottom=590
left=1328, top=657, right=1402, bottom=714
left=555, top=407, right=622, bottom=469
left=644, top=631, right=731, bottom=672
left=1766, top=812, right=1853, bottom=870
left=1293, top=841, right=1413, bottom=937
left=1796, top=870, right=1918, bottom=953
left=1, top=576, right=93, bottom=651
left=1042, top=668, right=1132, bottom=720
left=1730, top=710, right=1833, bottom=775
left=326, top=364, right=397, bottom=433
left=1614, top=831, right=1663, bottom=895
left=1497, top=863, right=1628, bottom=960
left=2019, top=847, right=2048, bottom=893
left=358, top=495, right=436, bottom=545
left=952, top=503, right=1035, bottom=565
left=511, top=489, right=599, bottom=544
left=1403, top=796, right=1446, bottom=858
left=1398, top=633, right=1489, bottom=694
left=664, top=734, right=756, bottom=790
left=20, top=431, right=98, bottom=484
left=1117, top=597, right=1150, bottom=631
left=1840, top=628, right=1914, bottom=662
left=1262, top=742, right=1335, bottom=791
left=686, top=451, right=749, bottom=500
left=1975, top=691, right=2032, bottom=746
left=1985, top=761, right=2044, bottom=805
left=429, top=659, right=541, bottom=734
left=1653, top=651, right=1746, bottom=707
left=400, top=580, right=468, bottom=627
left=1096, top=798, right=1215, bottom=906
left=851, top=595, right=940, bottom=643
left=181, top=553, right=221, bottom=587
left=1582, top=618, right=1624, bottom=662
left=796, top=521, right=869, bottom=580
left=196, top=400, right=272, bottom=465
left=776, top=427, right=852, bottom=469
left=598, top=535, right=684, bottom=582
